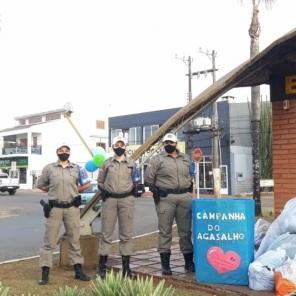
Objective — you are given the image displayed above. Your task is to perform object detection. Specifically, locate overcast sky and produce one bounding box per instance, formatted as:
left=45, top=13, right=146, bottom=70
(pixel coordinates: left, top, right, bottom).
left=0, top=0, right=295, bottom=133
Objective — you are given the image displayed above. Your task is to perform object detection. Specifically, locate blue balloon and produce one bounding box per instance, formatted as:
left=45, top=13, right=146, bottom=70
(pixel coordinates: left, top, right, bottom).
left=85, top=160, right=98, bottom=172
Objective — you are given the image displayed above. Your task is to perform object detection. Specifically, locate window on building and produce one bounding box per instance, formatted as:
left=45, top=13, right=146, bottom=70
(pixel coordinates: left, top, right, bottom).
left=128, top=127, right=142, bottom=145
left=28, top=116, right=42, bottom=124
left=19, top=168, right=27, bottom=184
left=32, top=136, right=38, bottom=147
left=4, top=136, right=16, bottom=148
left=143, top=125, right=159, bottom=142
left=197, top=156, right=228, bottom=193
left=96, top=120, right=105, bottom=129
left=45, top=113, right=61, bottom=121
left=18, top=119, right=26, bottom=125
left=110, top=129, right=122, bottom=145
left=96, top=142, right=106, bottom=150
left=19, top=138, right=27, bottom=147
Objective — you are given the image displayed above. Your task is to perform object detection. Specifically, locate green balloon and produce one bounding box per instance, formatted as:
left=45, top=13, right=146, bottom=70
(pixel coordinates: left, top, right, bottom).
left=93, top=154, right=106, bottom=168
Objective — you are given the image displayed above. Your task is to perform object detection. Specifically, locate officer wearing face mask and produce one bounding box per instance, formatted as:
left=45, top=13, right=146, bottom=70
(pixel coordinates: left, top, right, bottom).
left=37, top=144, right=91, bottom=285
left=144, top=133, right=195, bottom=275
left=96, top=136, right=136, bottom=279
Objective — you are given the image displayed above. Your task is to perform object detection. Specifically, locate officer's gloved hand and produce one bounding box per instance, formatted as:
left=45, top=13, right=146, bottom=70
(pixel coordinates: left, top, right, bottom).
left=133, top=183, right=145, bottom=197
left=72, top=195, right=82, bottom=207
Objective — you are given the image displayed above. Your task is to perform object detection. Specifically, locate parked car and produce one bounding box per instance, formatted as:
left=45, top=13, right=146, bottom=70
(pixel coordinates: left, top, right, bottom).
left=80, top=181, right=102, bottom=216
left=0, top=170, right=20, bottom=195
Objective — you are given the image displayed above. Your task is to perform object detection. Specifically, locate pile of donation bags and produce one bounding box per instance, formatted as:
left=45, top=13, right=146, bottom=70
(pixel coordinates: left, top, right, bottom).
left=249, top=197, right=296, bottom=295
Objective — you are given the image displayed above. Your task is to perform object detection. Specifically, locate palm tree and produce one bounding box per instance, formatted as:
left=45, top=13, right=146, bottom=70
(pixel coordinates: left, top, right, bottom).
left=260, top=98, right=272, bottom=180
left=247, top=0, right=275, bottom=216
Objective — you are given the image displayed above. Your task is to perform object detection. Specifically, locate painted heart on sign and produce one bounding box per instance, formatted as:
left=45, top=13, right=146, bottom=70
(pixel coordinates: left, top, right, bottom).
left=207, top=246, right=241, bottom=274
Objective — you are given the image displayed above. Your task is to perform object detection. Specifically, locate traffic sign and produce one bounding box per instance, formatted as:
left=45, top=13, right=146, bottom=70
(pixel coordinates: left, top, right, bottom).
left=192, top=147, right=203, bottom=162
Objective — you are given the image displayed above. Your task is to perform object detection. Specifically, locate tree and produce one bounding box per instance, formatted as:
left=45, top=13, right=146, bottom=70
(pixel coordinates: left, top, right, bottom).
left=247, top=0, right=275, bottom=216
left=260, top=98, right=272, bottom=180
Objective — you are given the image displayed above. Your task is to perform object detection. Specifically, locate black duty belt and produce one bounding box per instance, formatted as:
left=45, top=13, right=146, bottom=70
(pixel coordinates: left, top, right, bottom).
left=109, top=190, right=134, bottom=198
left=48, top=195, right=81, bottom=208
left=49, top=200, right=73, bottom=208
left=160, top=187, right=190, bottom=195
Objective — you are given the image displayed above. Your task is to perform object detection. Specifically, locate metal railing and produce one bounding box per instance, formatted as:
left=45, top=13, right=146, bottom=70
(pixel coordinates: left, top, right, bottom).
left=3, top=147, right=28, bottom=154
left=2, top=145, right=42, bottom=155
left=31, top=146, right=42, bottom=154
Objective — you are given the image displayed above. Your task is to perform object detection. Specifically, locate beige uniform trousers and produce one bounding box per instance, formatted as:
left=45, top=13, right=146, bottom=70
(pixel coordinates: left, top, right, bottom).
left=99, top=196, right=134, bottom=256
left=156, top=193, right=193, bottom=254
left=39, top=206, right=84, bottom=267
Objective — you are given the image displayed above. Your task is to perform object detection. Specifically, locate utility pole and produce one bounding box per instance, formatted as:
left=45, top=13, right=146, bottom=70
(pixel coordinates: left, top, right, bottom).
left=176, top=55, right=193, bottom=103
left=196, top=49, right=220, bottom=197
left=176, top=55, right=194, bottom=151
left=211, top=51, right=221, bottom=198
left=187, top=56, right=193, bottom=103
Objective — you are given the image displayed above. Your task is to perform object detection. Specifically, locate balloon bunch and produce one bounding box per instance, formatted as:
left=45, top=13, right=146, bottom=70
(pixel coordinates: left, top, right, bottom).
left=85, top=147, right=107, bottom=172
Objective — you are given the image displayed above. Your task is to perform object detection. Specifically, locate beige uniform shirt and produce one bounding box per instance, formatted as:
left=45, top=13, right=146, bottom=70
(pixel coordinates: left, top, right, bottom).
left=144, top=150, right=192, bottom=190
left=37, top=161, right=79, bottom=202
left=98, top=156, right=135, bottom=194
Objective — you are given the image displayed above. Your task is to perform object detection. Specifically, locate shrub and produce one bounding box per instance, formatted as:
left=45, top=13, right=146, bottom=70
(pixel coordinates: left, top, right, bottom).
left=54, top=285, right=87, bottom=296
left=91, top=270, right=175, bottom=296
left=41, top=271, right=175, bottom=296
left=0, top=282, right=9, bottom=296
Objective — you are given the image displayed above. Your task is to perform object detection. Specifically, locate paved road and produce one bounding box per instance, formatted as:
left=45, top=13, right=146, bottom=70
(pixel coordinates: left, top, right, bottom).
left=0, top=190, right=158, bottom=262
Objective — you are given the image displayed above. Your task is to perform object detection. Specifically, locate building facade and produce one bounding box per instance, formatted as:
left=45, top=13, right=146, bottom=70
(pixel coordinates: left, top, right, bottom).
left=0, top=109, right=107, bottom=189
left=109, top=101, right=253, bottom=195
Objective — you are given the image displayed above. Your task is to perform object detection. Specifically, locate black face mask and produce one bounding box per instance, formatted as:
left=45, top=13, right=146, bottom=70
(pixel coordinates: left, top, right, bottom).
left=164, top=145, right=176, bottom=154
left=57, top=153, right=70, bottom=161
left=113, top=147, right=125, bottom=156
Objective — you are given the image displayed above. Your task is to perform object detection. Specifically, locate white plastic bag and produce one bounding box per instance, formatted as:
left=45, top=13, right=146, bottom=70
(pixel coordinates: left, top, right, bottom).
left=268, top=233, right=296, bottom=259
left=256, top=197, right=296, bottom=258
left=254, top=218, right=271, bottom=250
left=249, top=249, right=287, bottom=291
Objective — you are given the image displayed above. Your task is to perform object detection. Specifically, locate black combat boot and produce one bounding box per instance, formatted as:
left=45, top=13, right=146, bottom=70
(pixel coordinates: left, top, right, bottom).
left=160, top=253, right=172, bottom=275
left=122, top=256, right=136, bottom=279
left=97, top=255, right=108, bottom=279
left=74, top=264, right=90, bottom=281
left=38, top=266, right=50, bottom=285
left=183, top=252, right=195, bottom=272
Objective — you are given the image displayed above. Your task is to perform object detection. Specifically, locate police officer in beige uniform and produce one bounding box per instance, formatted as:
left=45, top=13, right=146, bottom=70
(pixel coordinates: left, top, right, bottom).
left=96, top=136, right=136, bottom=279
left=144, top=133, right=195, bottom=275
left=37, top=144, right=91, bottom=285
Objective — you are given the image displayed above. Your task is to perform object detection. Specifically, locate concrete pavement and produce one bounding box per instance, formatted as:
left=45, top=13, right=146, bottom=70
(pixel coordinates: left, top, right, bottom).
left=107, top=237, right=273, bottom=296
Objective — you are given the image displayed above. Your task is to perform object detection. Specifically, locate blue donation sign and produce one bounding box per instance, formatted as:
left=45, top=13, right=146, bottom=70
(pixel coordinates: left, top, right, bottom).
left=192, top=198, right=254, bottom=285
